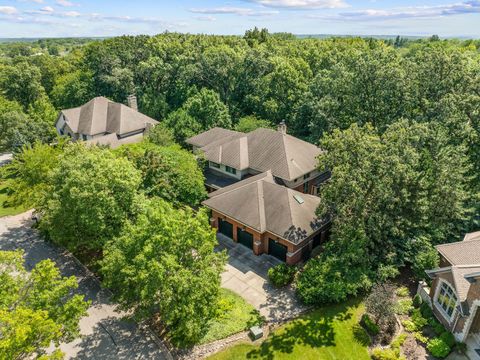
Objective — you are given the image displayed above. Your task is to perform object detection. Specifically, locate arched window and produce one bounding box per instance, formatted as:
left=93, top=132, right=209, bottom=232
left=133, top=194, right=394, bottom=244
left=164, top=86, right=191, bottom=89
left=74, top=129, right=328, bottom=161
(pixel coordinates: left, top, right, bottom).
left=435, top=281, right=458, bottom=320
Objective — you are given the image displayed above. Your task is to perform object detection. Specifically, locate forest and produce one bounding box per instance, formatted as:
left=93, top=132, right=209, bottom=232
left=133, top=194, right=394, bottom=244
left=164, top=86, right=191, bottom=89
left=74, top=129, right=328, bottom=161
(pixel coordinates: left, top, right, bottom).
left=0, top=30, right=480, bottom=355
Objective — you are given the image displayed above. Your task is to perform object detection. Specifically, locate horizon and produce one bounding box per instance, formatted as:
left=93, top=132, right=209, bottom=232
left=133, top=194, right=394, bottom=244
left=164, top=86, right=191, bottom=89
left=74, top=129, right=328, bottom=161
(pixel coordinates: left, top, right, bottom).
left=0, top=0, right=479, bottom=38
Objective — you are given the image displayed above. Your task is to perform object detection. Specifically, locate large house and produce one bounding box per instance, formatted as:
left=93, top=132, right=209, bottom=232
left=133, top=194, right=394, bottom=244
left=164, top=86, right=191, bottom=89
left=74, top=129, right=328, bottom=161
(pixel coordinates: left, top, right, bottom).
left=55, top=96, right=158, bottom=149
left=421, top=231, right=480, bottom=357
left=186, top=122, right=330, bottom=194
left=190, top=124, right=331, bottom=265
left=203, top=171, right=330, bottom=264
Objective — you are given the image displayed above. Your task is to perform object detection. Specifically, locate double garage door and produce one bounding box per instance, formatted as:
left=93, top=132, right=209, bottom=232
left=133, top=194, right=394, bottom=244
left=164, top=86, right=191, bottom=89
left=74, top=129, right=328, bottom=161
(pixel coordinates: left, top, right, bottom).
left=218, top=219, right=254, bottom=250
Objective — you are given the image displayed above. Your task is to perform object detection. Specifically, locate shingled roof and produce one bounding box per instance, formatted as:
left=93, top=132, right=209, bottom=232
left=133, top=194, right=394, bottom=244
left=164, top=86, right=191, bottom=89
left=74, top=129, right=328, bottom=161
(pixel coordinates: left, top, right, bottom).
left=436, top=235, right=480, bottom=266
left=60, top=97, right=158, bottom=137
left=187, top=127, right=323, bottom=181
left=202, top=171, right=325, bottom=244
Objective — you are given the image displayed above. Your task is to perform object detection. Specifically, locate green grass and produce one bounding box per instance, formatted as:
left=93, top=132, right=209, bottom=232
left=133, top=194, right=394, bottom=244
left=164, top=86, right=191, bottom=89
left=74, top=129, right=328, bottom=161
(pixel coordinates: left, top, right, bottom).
left=199, top=288, right=263, bottom=345
left=0, top=181, right=26, bottom=217
left=208, top=298, right=370, bottom=360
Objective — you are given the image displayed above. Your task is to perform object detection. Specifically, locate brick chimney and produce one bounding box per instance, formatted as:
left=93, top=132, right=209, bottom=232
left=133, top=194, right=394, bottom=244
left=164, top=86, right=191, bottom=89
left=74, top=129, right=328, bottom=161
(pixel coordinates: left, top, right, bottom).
left=127, top=94, right=138, bottom=112
left=277, top=120, right=287, bottom=134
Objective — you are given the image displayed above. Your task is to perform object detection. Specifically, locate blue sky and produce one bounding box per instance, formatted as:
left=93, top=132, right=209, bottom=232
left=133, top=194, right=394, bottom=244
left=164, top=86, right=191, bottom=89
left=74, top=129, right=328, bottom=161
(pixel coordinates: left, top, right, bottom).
left=0, top=0, right=479, bottom=38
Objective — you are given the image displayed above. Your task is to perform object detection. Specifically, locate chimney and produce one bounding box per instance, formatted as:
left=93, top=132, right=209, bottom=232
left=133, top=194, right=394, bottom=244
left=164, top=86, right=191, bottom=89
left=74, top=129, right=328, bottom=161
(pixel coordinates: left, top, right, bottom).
left=278, top=120, right=287, bottom=134
left=127, top=94, right=138, bottom=112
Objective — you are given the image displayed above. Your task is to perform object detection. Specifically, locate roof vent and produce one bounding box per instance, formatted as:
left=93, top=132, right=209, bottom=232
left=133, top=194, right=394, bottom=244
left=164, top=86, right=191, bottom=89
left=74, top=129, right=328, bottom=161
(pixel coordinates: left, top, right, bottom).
left=277, top=120, right=287, bottom=134
left=293, top=194, right=304, bottom=204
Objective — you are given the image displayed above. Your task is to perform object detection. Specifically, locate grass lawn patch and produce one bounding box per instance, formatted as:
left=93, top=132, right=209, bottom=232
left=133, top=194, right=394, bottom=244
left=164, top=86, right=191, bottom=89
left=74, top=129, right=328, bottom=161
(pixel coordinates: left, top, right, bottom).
left=199, top=288, right=263, bottom=345
left=0, top=180, right=26, bottom=218
left=208, top=298, right=370, bottom=360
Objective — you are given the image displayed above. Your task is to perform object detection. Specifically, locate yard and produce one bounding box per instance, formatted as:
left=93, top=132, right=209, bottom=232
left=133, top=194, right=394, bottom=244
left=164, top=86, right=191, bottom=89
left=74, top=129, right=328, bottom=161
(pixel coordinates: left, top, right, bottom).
left=208, top=298, right=370, bottom=360
left=0, top=181, right=26, bottom=218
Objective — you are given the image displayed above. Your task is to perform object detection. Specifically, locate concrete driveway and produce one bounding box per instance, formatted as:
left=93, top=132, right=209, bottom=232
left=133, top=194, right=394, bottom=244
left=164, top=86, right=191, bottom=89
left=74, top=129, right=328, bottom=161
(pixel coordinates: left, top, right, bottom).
left=217, top=234, right=307, bottom=323
left=0, top=211, right=172, bottom=360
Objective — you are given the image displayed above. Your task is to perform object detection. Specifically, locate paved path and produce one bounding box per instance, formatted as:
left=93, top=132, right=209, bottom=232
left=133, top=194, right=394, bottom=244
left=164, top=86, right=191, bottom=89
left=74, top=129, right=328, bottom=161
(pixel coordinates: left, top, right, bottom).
left=217, top=234, right=307, bottom=322
left=0, top=211, right=172, bottom=360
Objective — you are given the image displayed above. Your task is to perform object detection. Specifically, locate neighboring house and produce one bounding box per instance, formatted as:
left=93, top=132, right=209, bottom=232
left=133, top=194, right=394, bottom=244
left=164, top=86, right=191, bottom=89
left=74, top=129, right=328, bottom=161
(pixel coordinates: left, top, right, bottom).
left=55, top=95, right=158, bottom=149
left=421, top=231, right=480, bottom=357
left=186, top=122, right=330, bottom=194
left=202, top=171, right=330, bottom=265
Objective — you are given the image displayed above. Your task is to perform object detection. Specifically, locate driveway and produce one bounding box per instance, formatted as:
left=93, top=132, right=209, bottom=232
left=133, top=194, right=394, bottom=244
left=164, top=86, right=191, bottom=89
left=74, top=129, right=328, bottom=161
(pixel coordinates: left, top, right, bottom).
left=217, top=234, right=307, bottom=323
left=0, top=211, right=172, bottom=360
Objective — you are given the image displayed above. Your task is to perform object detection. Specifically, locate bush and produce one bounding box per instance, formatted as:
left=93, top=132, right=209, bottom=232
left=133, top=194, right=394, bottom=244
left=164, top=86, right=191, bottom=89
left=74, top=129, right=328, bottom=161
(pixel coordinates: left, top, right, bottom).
left=371, top=347, right=406, bottom=360
left=391, top=334, right=407, bottom=350
left=428, top=317, right=446, bottom=336
left=439, top=331, right=456, bottom=348
left=402, top=320, right=417, bottom=332
left=396, top=287, right=409, bottom=297
left=412, top=294, right=422, bottom=308
left=427, top=338, right=451, bottom=358
left=411, top=308, right=428, bottom=329
left=395, top=299, right=414, bottom=315
left=420, top=302, right=433, bottom=318
left=361, top=313, right=380, bottom=336
left=414, top=331, right=428, bottom=344
left=268, top=264, right=296, bottom=288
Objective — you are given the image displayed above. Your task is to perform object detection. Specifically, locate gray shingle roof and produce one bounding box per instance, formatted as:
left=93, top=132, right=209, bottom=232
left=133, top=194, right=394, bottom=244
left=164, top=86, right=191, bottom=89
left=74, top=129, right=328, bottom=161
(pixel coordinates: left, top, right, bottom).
left=187, top=127, right=323, bottom=181
left=61, top=97, right=158, bottom=137
left=436, top=234, right=480, bottom=266
left=202, top=171, right=324, bottom=244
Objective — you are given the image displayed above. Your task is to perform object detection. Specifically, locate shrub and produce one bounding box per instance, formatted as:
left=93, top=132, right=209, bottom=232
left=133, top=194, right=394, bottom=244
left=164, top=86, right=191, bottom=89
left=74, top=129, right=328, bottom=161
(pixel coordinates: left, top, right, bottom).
left=395, top=299, right=414, bottom=315
left=361, top=313, right=380, bottom=336
left=412, top=294, right=422, bottom=308
left=396, top=287, right=409, bottom=297
left=268, top=264, right=296, bottom=288
left=371, top=347, right=406, bottom=360
left=411, top=308, right=428, bottom=329
left=455, top=342, right=467, bottom=354
left=428, top=317, right=446, bottom=336
left=439, top=331, right=456, bottom=348
left=402, top=320, right=417, bottom=332
left=414, top=331, right=428, bottom=344
left=391, top=334, right=407, bottom=350
left=420, top=302, right=433, bottom=318
left=427, top=338, right=451, bottom=358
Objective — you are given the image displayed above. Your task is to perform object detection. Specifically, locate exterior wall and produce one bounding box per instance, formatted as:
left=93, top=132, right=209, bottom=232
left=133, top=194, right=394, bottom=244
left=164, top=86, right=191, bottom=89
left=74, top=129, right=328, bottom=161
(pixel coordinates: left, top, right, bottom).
left=429, top=273, right=459, bottom=332
left=284, top=170, right=320, bottom=194
left=208, top=162, right=245, bottom=180
left=209, top=209, right=327, bottom=265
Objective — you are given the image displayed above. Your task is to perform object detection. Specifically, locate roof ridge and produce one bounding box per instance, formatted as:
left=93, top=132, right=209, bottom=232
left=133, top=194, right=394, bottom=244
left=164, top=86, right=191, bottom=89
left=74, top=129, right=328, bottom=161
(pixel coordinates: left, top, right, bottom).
left=208, top=172, right=271, bottom=199
left=257, top=180, right=266, bottom=232
left=437, top=238, right=480, bottom=248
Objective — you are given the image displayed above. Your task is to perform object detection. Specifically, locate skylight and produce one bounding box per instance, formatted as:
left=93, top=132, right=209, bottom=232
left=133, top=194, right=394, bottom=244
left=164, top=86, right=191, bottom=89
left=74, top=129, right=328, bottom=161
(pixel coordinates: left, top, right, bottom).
left=293, top=194, right=304, bottom=204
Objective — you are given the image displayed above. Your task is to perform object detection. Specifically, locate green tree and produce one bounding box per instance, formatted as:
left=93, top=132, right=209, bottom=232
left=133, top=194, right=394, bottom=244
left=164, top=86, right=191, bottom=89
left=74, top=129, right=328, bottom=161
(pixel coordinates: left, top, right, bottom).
left=182, top=88, right=231, bottom=130
left=145, top=123, right=175, bottom=147
left=234, top=115, right=273, bottom=133
left=51, top=70, right=93, bottom=109
left=0, top=62, right=45, bottom=109
left=38, top=144, right=142, bottom=252
left=0, top=250, right=89, bottom=359
left=163, top=108, right=202, bottom=144
left=101, top=199, right=226, bottom=347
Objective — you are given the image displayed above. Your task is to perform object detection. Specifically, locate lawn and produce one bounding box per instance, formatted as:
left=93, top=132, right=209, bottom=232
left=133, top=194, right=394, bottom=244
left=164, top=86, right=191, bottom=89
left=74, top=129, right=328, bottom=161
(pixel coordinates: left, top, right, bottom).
left=208, top=298, right=370, bottom=360
left=0, top=181, right=26, bottom=218
left=199, top=288, right=263, bottom=345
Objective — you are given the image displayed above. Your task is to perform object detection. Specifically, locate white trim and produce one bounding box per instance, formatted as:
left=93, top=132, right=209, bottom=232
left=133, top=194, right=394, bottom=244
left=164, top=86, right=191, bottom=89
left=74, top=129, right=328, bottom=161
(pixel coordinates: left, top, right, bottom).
left=457, top=300, right=480, bottom=343
left=433, top=279, right=459, bottom=325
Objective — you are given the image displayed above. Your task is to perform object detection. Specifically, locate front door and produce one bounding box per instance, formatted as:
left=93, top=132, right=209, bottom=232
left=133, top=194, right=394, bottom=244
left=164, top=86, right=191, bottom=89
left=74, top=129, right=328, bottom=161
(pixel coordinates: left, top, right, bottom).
left=268, top=238, right=288, bottom=262
left=218, top=219, right=233, bottom=239
left=237, top=228, right=253, bottom=249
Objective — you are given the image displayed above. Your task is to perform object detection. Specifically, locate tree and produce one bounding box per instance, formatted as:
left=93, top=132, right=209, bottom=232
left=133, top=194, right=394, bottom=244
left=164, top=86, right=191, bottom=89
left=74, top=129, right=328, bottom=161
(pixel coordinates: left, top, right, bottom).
left=145, top=123, right=175, bottom=147
left=0, top=250, right=89, bottom=359
left=182, top=88, right=232, bottom=130
left=296, top=121, right=475, bottom=304
left=38, top=144, right=142, bottom=252
left=163, top=108, right=202, bottom=144
left=101, top=199, right=226, bottom=347
left=365, top=283, right=396, bottom=325
left=0, top=62, right=45, bottom=109
left=135, top=145, right=207, bottom=207
left=234, top=115, right=273, bottom=133
left=51, top=70, right=93, bottom=109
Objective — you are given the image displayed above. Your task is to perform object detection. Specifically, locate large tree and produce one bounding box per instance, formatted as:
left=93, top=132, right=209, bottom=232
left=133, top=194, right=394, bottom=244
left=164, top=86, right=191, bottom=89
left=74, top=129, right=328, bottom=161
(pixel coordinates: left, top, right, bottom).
left=38, top=144, right=142, bottom=252
left=296, top=120, right=475, bottom=304
left=0, top=250, right=89, bottom=359
left=101, top=199, right=226, bottom=347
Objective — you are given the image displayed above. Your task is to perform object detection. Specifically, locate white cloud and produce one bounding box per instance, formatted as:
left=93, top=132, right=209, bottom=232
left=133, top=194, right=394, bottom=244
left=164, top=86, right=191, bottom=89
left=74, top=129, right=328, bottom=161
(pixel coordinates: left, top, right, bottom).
left=194, top=15, right=217, bottom=21
left=0, top=6, right=18, bottom=15
left=63, top=10, right=80, bottom=17
left=245, top=0, right=348, bottom=9
left=189, top=7, right=279, bottom=16
left=56, top=0, right=77, bottom=7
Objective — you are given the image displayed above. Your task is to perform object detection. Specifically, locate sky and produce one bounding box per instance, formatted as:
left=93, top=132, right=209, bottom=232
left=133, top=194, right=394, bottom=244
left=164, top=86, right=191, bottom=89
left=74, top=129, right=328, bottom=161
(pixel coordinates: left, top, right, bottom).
left=0, top=0, right=479, bottom=38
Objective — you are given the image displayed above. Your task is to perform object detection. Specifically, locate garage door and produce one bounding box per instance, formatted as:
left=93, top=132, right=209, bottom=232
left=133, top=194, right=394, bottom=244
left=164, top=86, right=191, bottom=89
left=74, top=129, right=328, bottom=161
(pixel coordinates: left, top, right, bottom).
left=218, top=219, right=233, bottom=239
left=268, top=238, right=287, bottom=262
left=237, top=228, right=253, bottom=249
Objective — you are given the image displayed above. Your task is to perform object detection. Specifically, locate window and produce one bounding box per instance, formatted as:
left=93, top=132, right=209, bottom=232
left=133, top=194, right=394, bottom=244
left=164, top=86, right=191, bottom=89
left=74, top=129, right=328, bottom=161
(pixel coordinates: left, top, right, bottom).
left=303, top=173, right=311, bottom=180
left=303, top=182, right=309, bottom=193
left=82, top=134, right=87, bottom=141
left=225, top=166, right=237, bottom=175
left=436, top=282, right=458, bottom=319
left=210, top=162, right=221, bottom=169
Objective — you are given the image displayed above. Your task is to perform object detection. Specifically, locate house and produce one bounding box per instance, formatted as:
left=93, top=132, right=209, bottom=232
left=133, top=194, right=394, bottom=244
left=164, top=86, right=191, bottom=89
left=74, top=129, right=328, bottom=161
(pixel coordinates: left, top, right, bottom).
left=421, top=231, right=480, bottom=356
left=186, top=122, right=330, bottom=194
left=202, top=171, right=330, bottom=265
left=55, top=95, right=158, bottom=149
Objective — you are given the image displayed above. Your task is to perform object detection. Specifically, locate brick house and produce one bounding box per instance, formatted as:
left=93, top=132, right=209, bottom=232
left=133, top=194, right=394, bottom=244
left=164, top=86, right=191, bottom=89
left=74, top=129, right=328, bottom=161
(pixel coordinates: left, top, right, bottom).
left=186, top=122, right=330, bottom=194
left=421, top=231, right=480, bottom=357
left=202, top=171, right=330, bottom=265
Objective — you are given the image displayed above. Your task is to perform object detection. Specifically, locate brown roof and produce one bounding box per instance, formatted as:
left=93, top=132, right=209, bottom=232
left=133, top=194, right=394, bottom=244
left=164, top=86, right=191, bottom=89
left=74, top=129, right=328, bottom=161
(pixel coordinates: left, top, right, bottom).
left=436, top=234, right=480, bottom=266
left=202, top=171, right=324, bottom=244
left=451, top=265, right=480, bottom=301
left=187, top=128, right=323, bottom=181
left=60, top=97, right=158, bottom=137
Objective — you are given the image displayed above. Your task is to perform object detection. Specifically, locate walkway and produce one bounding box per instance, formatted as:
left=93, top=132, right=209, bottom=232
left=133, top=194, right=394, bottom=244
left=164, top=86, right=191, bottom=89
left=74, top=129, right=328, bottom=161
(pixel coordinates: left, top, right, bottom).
left=216, top=233, right=307, bottom=322
left=0, top=211, right=172, bottom=360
